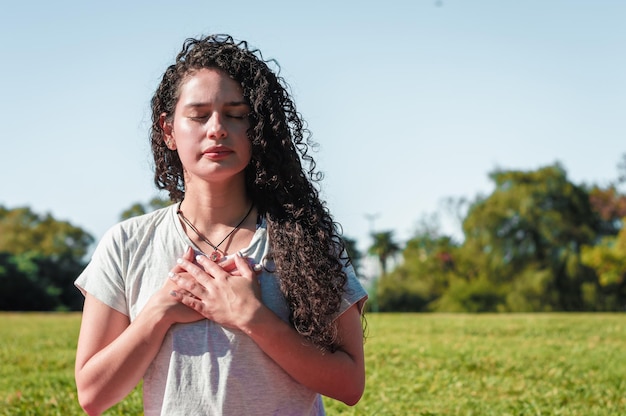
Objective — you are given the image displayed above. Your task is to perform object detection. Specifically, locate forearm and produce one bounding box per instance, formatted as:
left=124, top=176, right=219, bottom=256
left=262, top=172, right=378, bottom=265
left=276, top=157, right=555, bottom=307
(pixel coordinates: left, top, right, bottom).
left=170, top=254, right=366, bottom=404
left=242, top=306, right=365, bottom=405
left=75, top=308, right=171, bottom=415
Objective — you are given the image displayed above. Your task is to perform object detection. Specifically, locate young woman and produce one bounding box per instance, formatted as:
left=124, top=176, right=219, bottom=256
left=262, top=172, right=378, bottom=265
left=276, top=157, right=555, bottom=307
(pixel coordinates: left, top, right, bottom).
left=75, top=34, right=367, bottom=416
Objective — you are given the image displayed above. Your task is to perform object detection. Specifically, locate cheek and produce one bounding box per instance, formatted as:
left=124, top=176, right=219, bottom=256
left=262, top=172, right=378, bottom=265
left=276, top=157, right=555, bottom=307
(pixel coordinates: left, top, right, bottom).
left=235, top=124, right=252, bottom=153
left=173, top=119, right=196, bottom=137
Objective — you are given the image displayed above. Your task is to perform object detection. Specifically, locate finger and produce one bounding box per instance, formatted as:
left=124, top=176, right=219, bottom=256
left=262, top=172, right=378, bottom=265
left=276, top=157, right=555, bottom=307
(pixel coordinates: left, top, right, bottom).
left=171, top=246, right=197, bottom=274
left=225, top=252, right=262, bottom=276
left=170, top=288, right=204, bottom=310
left=217, top=254, right=238, bottom=273
left=195, top=254, right=231, bottom=279
left=219, top=256, right=261, bottom=274
left=170, top=263, right=210, bottom=297
left=169, top=288, right=199, bottom=300
left=233, top=251, right=256, bottom=280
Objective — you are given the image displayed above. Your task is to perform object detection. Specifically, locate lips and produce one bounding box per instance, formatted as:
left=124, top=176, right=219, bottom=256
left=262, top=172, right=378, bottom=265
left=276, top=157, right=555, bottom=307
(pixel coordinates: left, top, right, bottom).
left=202, top=146, right=233, bottom=159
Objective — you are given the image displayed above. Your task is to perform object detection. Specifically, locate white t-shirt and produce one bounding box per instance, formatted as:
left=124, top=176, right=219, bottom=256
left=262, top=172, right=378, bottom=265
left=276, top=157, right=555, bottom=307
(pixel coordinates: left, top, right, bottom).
left=75, top=204, right=368, bottom=416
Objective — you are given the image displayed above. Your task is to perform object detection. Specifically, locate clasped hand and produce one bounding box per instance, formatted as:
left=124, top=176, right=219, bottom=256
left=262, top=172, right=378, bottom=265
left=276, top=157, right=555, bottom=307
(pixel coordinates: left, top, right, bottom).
left=167, top=248, right=263, bottom=331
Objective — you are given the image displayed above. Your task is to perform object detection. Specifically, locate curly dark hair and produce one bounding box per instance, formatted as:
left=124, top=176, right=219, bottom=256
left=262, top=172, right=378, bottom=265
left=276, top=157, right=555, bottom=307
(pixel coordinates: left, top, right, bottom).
left=150, top=34, right=351, bottom=350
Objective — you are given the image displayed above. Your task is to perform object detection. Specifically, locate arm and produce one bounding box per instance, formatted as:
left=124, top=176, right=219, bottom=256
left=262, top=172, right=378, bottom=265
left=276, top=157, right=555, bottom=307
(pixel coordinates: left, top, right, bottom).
left=244, top=301, right=365, bottom=405
left=75, top=248, right=202, bottom=416
left=170, top=253, right=366, bottom=405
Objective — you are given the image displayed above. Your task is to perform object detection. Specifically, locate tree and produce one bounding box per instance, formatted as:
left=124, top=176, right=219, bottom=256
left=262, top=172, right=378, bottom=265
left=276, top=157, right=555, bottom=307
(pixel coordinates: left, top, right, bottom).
left=581, top=219, right=626, bottom=309
left=0, top=206, right=93, bottom=260
left=0, top=252, right=57, bottom=310
left=0, top=206, right=94, bottom=311
left=368, top=231, right=400, bottom=277
left=460, top=164, right=598, bottom=311
left=364, top=160, right=626, bottom=313
left=587, top=185, right=626, bottom=237
left=378, top=230, right=459, bottom=312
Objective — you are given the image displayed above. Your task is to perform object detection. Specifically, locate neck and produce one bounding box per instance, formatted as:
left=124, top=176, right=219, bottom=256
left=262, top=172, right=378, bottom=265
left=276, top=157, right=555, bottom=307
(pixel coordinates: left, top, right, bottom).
left=179, top=177, right=250, bottom=227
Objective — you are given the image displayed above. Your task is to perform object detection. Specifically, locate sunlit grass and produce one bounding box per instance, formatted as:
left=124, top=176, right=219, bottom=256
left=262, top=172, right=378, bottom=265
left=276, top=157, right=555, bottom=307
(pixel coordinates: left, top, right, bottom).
left=1, top=313, right=624, bottom=415
left=324, top=313, right=626, bottom=415
left=0, top=313, right=141, bottom=416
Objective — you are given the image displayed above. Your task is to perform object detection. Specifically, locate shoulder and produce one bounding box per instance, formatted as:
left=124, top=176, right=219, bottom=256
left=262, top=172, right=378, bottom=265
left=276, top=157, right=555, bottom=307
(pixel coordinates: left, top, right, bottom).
left=109, top=204, right=175, bottom=237
left=97, top=205, right=177, bottom=252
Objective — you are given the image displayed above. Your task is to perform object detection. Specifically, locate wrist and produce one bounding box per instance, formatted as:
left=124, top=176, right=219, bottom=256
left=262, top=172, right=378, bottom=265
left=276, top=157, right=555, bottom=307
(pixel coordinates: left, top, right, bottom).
left=137, top=301, right=175, bottom=334
left=239, top=301, right=269, bottom=336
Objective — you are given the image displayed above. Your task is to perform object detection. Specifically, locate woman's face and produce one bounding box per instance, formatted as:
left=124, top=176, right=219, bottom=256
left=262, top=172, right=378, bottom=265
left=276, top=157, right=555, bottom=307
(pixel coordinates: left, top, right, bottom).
left=164, top=68, right=252, bottom=186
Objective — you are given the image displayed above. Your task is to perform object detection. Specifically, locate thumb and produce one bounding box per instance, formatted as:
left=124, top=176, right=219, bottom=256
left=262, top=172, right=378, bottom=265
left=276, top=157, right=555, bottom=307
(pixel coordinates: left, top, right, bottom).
left=233, top=251, right=257, bottom=280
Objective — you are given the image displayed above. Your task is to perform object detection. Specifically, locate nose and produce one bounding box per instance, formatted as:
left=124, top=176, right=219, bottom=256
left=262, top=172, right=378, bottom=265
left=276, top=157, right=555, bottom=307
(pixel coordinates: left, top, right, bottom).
left=207, top=112, right=227, bottom=139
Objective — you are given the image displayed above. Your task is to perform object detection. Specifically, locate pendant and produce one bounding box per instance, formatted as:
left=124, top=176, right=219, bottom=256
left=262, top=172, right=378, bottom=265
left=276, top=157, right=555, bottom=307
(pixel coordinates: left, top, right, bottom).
left=209, top=251, right=221, bottom=262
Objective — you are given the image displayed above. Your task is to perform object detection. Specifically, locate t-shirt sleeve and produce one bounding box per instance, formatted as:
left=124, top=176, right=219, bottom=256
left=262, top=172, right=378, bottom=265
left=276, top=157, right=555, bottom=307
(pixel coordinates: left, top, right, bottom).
left=337, top=256, right=368, bottom=318
left=74, top=225, right=128, bottom=316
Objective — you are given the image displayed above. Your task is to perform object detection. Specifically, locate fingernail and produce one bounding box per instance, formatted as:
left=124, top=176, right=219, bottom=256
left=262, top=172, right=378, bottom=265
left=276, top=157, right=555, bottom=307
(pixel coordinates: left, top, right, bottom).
left=253, top=264, right=263, bottom=272
left=176, top=258, right=183, bottom=264
left=169, top=290, right=177, bottom=297
left=168, top=271, right=176, bottom=280
left=195, top=255, right=205, bottom=262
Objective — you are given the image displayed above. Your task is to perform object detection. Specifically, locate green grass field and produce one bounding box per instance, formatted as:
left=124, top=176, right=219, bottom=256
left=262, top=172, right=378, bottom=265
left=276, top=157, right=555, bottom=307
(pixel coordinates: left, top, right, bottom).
left=0, top=313, right=624, bottom=415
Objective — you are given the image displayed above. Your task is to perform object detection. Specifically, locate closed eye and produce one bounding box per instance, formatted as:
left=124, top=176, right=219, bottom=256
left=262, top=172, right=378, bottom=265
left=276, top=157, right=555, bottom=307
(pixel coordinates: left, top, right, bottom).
left=226, top=113, right=248, bottom=120
left=189, top=116, right=209, bottom=122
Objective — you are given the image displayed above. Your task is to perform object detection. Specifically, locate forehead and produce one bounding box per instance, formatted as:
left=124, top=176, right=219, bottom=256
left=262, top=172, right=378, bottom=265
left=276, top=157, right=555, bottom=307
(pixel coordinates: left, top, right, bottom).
left=178, top=68, right=244, bottom=103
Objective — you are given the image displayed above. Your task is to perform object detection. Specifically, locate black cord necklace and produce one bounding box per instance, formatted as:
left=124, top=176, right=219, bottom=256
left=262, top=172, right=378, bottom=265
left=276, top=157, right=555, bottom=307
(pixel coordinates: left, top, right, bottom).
left=176, top=202, right=254, bottom=262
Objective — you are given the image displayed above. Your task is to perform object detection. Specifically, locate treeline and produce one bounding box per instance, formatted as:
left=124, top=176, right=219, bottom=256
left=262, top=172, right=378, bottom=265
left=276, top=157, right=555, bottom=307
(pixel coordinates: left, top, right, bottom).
left=2, top=161, right=626, bottom=312
left=366, top=162, right=626, bottom=312
left=0, top=198, right=171, bottom=311
left=0, top=207, right=93, bottom=311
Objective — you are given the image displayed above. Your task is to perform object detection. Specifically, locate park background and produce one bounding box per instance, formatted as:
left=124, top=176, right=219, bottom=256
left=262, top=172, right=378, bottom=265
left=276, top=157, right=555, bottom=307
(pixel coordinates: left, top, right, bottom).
left=2, top=0, right=625, bottom=254
left=1, top=0, right=625, bottom=414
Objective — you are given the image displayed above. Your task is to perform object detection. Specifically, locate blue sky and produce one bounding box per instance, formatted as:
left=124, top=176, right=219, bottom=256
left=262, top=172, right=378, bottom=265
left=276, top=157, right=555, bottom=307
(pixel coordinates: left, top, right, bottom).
left=1, top=0, right=625, bottom=253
